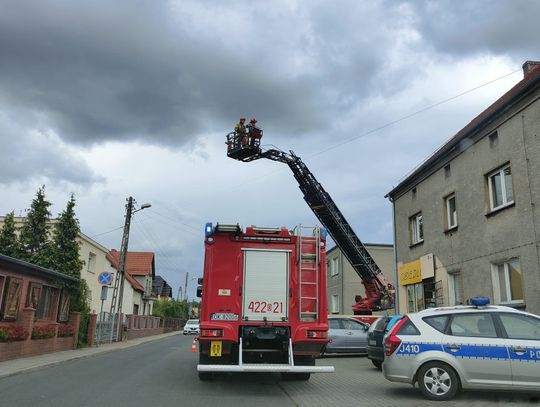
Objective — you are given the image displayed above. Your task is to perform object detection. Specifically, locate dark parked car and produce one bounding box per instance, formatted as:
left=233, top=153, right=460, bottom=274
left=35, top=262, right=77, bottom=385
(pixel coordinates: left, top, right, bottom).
left=367, top=315, right=403, bottom=368
left=324, top=316, right=370, bottom=354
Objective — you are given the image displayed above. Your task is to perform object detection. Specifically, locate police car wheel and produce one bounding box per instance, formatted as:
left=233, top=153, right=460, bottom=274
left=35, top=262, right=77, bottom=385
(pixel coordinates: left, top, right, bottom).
left=371, top=359, right=382, bottom=370
left=417, top=362, right=459, bottom=401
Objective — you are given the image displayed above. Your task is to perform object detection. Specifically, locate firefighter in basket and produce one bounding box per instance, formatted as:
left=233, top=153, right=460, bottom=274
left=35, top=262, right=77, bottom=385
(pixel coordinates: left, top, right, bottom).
left=234, top=117, right=247, bottom=147
left=247, top=117, right=262, bottom=147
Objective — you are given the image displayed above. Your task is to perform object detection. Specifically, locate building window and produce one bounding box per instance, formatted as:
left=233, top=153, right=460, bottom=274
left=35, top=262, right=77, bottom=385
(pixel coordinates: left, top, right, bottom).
left=448, top=272, right=463, bottom=305
left=1, top=277, right=23, bottom=320
left=0, top=275, right=5, bottom=310
left=487, top=164, right=514, bottom=211
left=331, top=295, right=340, bottom=314
left=444, top=164, right=451, bottom=178
left=330, top=257, right=339, bottom=277
left=410, top=213, right=424, bottom=245
left=491, top=259, right=523, bottom=304
left=445, top=193, right=457, bottom=230
left=87, top=252, right=96, bottom=273
left=57, top=290, right=70, bottom=322
left=489, top=131, right=498, bottom=148
left=406, top=282, right=424, bottom=312
left=36, top=286, right=57, bottom=320
left=26, top=282, right=43, bottom=309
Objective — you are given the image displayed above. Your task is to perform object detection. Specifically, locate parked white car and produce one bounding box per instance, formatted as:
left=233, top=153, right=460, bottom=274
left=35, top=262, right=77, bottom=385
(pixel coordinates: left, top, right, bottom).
left=183, top=319, right=200, bottom=335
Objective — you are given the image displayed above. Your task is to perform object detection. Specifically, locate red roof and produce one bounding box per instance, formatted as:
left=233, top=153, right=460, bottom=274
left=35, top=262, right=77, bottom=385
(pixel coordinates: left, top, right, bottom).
left=106, top=250, right=155, bottom=292
left=387, top=61, right=540, bottom=199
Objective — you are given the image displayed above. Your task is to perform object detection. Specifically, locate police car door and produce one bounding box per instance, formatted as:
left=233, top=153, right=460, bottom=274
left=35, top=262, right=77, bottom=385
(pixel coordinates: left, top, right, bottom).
left=442, top=312, right=511, bottom=387
left=497, top=312, right=540, bottom=389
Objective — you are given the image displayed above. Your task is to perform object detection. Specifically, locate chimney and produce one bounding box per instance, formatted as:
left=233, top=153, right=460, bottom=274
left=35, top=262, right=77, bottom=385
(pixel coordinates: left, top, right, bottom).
left=522, top=60, right=540, bottom=77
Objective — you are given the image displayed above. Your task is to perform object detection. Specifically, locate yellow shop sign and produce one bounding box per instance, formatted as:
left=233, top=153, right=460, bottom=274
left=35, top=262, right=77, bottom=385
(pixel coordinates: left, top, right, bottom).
left=399, top=260, right=422, bottom=286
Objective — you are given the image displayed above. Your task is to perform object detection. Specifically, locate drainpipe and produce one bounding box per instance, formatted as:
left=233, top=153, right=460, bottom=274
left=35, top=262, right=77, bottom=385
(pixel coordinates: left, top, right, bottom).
left=390, top=196, right=399, bottom=315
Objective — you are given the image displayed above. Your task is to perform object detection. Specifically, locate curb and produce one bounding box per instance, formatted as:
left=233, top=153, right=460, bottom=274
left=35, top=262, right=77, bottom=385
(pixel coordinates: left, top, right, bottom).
left=0, top=331, right=182, bottom=380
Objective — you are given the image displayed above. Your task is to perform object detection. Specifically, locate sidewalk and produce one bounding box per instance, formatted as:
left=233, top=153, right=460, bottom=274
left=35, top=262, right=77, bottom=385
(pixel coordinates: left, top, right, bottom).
left=0, top=331, right=181, bottom=379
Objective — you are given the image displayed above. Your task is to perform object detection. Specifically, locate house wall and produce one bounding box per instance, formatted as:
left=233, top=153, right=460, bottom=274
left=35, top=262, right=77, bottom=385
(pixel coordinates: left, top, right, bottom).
left=392, top=87, right=540, bottom=315
left=0, top=219, right=144, bottom=318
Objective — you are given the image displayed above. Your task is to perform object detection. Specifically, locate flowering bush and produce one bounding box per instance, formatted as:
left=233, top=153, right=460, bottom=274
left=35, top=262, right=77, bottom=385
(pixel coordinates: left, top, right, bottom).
left=0, top=325, right=30, bottom=342
left=31, top=324, right=57, bottom=339
left=57, top=324, right=76, bottom=337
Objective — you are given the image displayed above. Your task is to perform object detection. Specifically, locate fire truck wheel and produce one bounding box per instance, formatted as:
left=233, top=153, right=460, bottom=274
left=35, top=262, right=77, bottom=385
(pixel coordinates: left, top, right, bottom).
left=281, top=356, right=314, bottom=381
left=198, top=354, right=215, bottom=381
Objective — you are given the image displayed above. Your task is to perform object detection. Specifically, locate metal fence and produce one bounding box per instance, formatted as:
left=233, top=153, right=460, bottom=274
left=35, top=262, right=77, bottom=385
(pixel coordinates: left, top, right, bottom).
left=95, top=312, right=124, bottom=345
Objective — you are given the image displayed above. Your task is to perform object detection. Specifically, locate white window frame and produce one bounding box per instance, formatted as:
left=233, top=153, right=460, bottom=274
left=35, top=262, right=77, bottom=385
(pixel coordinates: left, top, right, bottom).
left=487, top=164, right=514, bottom=211
left=491, top=259, right=524, bottom=304
left=330, top=257, right=339, bottom=277
left=87, top=252, right=96, bottom=273
left=410, top=213, right=424, bottom=244
left=447, top=272, right=462, bottom=306
left=331, top=294, right=340, bottom=314
left=445, top=193, right=457, bottom=230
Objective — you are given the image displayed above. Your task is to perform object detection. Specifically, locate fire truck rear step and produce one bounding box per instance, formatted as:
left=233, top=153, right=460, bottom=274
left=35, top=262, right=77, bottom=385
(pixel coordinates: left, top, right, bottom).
left=197, top=338, right=334, bottom=374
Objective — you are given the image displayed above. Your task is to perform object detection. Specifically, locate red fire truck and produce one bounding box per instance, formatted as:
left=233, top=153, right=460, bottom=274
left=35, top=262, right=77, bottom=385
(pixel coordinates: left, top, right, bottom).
left=196, top=223, right=334, bottom=380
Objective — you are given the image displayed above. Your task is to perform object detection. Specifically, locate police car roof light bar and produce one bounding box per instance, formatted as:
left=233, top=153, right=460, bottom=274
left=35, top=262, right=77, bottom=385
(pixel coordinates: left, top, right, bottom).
left=470, top=296, right=490, bottom=307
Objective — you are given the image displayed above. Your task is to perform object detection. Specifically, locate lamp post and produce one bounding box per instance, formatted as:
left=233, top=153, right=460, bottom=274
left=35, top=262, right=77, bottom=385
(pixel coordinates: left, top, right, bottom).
left=107, top=197, right=151, bottom=343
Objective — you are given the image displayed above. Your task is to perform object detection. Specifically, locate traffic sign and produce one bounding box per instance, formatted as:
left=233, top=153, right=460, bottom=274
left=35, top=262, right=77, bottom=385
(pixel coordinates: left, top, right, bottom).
left=98, top=271, right=113, bottom=286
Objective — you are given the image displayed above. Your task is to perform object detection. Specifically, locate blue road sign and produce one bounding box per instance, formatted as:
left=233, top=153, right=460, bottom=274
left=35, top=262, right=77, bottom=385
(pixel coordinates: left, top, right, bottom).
left=98, top=271, right=113, bottom=286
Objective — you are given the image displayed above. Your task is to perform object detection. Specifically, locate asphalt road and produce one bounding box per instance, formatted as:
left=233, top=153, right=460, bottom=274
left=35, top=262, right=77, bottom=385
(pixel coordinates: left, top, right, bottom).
left=0, top=334, right=538, bottom=406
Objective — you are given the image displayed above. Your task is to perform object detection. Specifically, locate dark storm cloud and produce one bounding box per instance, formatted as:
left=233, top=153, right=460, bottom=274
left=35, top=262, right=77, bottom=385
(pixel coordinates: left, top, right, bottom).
left=0, top=1, right=317, bottom=146
left=403, top=0, right=540, bottom=58
left=0, top=0, right=416, bottom=151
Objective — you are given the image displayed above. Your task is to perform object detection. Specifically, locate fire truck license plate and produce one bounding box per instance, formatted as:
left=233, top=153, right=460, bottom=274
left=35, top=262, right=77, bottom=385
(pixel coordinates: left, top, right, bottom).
left=210, top=341, right=222, bottom=357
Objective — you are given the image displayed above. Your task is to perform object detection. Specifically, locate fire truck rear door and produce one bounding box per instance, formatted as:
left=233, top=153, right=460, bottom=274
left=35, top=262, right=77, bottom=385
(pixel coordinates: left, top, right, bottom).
left=242, top=249, right=289, bottom=322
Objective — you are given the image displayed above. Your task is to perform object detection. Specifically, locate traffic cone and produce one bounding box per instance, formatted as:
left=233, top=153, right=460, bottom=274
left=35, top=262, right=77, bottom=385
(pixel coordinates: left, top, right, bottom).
left=191, top=338, right=197, bottom=353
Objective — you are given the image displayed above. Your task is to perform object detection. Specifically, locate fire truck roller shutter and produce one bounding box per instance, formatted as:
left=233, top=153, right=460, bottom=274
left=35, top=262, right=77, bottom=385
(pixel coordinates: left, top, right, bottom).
left=242, top=249, right=290, bottom=322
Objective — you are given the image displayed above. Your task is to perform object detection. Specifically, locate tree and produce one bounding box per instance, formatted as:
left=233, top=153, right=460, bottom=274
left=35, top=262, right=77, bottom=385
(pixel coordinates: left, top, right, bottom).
left=0, top=211, right=21, bottom=257
left=50, top=194, right=89, bottom=314
left=152, top=298, right=189, bottom=319
left=51, top=195, right=84, bottom=279
left=18, top=186, right=52, bottom=265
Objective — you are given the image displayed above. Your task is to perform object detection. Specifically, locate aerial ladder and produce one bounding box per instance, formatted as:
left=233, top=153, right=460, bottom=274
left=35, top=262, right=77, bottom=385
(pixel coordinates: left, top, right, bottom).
left=226, top=124, right=395, bottom=314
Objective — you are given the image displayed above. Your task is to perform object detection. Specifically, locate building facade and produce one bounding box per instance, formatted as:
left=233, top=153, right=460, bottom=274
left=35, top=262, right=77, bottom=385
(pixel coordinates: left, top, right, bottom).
left=326, top=243, right=395, bottom=315
left=387, top=61, right=540, bottom=316
left=108, top=250, right=156, bottom=316
left=0, top=217, right=150, bottom=317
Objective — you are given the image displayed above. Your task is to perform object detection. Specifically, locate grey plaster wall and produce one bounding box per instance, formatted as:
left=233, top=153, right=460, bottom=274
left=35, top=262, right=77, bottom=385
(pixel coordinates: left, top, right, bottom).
left=326, top=244, right=394, bottom=315
left=392, top=89, right=540, bottom=315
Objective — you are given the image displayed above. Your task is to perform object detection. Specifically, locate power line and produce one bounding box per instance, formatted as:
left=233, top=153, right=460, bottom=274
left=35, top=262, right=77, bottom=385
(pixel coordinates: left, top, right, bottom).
left=145, top=209, right=200, bottom=234
left=308, top=68, right=522, bottom=159
left=90, top=226, right=124, bottom=239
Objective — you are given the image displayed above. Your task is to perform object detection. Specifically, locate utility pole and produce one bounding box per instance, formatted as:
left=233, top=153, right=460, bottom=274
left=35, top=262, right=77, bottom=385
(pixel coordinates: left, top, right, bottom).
left=176, top=286, right=183, bottom=301
left=108, top=197, right=134, bottom=343
left=184, top=272, right=189, bottom=302
left=104, top=197, right=151, bottom=343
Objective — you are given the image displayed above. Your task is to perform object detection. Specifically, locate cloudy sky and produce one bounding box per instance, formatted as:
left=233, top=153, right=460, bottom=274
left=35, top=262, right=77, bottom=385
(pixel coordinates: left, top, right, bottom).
left=0, top=0, right=537, bottom=297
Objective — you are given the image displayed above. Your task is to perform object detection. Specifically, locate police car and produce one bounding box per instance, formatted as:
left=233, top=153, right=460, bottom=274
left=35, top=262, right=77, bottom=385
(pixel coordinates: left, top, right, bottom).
left=383, top=297, right=540, bottom=400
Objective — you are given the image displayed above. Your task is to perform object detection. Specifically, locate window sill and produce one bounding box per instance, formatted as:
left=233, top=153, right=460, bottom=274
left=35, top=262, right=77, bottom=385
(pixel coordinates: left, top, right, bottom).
left=486, top=202, right=515, bottom=218
left=444, top=226, right=458, bottom=234
left=409, top=240, right=424, bottom=249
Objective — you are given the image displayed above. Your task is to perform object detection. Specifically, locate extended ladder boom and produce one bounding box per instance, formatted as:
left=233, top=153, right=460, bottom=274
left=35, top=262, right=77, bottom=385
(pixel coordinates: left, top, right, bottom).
left=226, top=132, right=394, bottom=313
